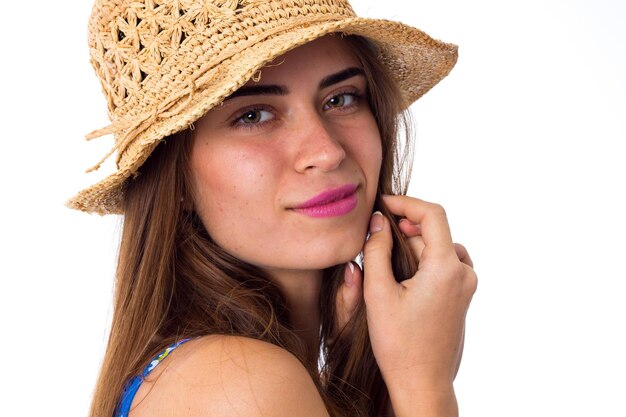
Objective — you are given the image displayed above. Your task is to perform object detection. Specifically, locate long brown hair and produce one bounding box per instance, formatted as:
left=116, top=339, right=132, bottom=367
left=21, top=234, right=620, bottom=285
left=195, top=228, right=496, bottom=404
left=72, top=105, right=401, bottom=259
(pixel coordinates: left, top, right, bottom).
left=89, top=35, right=418, bottom=417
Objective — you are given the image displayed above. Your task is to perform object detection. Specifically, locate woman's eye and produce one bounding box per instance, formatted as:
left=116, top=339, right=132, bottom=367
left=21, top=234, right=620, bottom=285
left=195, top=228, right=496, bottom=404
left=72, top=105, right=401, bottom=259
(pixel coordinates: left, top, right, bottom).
left=235, top=109, right=274, bottom=125
left=324, top=93, right=358, bottom=110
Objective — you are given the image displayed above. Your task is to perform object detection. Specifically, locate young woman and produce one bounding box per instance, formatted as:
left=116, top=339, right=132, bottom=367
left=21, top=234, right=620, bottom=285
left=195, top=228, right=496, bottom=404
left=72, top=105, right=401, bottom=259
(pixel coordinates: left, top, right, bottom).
left=69, top=1, right=477, bottom=416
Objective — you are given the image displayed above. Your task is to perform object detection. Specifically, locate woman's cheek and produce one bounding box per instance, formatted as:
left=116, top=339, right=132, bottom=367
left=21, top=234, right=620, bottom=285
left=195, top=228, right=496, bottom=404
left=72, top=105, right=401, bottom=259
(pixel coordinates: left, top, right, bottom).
left=192, top=146, right=283, bottom=248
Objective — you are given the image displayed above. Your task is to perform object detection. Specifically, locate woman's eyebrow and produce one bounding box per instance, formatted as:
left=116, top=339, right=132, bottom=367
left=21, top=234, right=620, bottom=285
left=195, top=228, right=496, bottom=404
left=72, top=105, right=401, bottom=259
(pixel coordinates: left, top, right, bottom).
left=225, top=67, right=365, bottom=101
left=226, top=85, right=287, bottom=100
left=319, top=67, right=365, bottom=89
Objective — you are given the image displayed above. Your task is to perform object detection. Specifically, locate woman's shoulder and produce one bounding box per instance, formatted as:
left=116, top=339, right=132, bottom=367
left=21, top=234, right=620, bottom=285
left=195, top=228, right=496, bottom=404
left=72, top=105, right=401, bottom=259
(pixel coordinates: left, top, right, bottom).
left=130, top=335, right=330, bottom=417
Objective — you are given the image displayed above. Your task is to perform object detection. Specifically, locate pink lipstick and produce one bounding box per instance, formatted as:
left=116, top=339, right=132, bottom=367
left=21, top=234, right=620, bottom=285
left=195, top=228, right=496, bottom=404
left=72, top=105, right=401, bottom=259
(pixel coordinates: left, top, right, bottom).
left=292, top=184, right=358, bottom=218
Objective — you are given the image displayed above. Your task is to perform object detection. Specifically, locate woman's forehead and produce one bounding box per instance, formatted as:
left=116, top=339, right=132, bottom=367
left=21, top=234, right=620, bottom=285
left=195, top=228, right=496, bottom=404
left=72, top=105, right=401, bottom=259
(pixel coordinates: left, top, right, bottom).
left=241, top=35, right=360, bottom=87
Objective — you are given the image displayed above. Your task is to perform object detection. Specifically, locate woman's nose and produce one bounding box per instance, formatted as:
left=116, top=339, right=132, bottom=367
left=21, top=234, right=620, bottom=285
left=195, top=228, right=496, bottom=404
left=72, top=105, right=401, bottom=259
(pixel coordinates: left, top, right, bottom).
left=293, top=114, right=346, bottom=173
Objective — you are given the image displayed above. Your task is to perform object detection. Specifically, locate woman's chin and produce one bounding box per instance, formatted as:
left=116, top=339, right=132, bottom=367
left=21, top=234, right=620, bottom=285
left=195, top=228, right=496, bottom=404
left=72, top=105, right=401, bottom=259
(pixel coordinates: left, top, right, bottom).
left=307, top=242, right=364, bottom=270
left=255, top=245, right=364, bottom=275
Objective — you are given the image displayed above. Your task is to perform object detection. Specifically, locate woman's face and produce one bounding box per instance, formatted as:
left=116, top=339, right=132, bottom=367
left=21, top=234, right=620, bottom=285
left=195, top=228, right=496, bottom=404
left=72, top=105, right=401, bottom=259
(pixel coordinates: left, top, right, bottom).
left=191, top=36, right=382, bottom=276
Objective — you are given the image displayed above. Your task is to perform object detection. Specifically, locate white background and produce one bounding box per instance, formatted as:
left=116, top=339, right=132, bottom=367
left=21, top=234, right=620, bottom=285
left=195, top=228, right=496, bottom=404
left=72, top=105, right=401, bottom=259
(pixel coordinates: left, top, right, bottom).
left=1, top=0, right=624, bottom=415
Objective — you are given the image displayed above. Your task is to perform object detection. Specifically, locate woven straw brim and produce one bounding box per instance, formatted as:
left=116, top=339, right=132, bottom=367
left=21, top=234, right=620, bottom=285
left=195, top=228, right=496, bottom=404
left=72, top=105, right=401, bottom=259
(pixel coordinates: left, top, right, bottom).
left=67, top=17, right=458, bottom=215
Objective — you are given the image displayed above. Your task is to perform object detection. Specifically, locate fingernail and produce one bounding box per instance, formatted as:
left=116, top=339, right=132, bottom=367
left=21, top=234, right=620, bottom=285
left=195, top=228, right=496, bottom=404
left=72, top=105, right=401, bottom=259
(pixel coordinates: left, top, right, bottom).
left=344, top=262, right=354, bottom=287
left=399, top=218, right=418, bottom=226
left=369, top=211, right=383, bottom=233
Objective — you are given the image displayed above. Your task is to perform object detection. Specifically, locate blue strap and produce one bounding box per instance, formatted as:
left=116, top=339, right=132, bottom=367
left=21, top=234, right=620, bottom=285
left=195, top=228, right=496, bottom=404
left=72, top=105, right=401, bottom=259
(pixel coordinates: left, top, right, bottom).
left=114, top=338, right=192, bottom=417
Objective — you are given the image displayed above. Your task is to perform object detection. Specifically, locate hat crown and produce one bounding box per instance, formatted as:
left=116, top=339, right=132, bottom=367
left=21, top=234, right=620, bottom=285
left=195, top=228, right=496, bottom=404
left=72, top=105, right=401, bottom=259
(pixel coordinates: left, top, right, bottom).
left=88, top=0, right=356, bottom=115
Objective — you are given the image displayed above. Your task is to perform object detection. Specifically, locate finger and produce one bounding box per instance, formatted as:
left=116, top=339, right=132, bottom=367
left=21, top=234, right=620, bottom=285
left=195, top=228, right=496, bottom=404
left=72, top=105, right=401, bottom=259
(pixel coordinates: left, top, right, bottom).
left=382, top=195, right=455, bottom=258
left=363, top=212, right=396, bottom=303
left=335, top=261, right=363, bottom=332
left=398, top=218, right=425, bottom=260
left=454, top=243, right=473, bottom=268
left=398, top=218, right=421, bottom=237
left=406, top=235, right=425, bottom=260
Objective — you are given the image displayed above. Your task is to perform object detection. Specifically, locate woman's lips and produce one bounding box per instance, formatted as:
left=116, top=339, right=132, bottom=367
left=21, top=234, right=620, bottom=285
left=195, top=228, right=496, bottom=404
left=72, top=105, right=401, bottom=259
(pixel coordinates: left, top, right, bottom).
left=292, top=184, right=358, bottom=218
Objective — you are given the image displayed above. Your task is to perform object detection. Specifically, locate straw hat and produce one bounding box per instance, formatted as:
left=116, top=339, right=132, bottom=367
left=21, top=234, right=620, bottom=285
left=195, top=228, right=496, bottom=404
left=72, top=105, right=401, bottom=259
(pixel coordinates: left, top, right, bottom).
left=68, top=0, right=458, bottom=215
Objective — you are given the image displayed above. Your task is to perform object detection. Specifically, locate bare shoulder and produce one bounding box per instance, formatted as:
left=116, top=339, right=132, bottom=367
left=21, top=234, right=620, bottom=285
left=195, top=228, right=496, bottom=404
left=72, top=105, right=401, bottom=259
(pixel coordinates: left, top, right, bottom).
left=130, top=335, right=330, bottom=417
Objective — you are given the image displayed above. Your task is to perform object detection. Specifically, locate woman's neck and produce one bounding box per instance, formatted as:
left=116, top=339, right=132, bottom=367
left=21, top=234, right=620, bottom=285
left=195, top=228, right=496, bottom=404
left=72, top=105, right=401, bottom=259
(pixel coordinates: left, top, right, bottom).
left=268, top=268, right=323, bottom=365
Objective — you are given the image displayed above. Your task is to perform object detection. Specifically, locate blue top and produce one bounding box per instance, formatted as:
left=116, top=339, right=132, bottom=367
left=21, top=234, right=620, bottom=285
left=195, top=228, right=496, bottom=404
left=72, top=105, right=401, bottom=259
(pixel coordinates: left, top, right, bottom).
left=114, top=338, right=191, bottom=417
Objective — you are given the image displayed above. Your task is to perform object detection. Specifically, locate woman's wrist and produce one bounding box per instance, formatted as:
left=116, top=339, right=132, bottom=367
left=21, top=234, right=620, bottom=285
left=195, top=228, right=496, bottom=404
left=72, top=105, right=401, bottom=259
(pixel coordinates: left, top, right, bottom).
left=387, top=382, right=458, bottom=417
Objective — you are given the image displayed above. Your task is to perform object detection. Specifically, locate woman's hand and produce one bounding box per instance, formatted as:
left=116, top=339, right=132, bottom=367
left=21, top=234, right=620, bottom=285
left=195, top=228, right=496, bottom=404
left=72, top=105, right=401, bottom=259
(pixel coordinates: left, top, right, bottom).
left=363, top=195, right=477, bottom=416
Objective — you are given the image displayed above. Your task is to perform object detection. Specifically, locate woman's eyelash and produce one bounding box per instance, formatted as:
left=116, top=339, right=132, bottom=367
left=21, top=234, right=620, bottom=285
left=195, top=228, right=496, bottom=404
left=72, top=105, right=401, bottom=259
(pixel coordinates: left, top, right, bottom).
left=324, top=91, right=364, bottom=110
left=229, top=91, right=365, bottom=129
left=230, top=106, right=275, bottom=129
